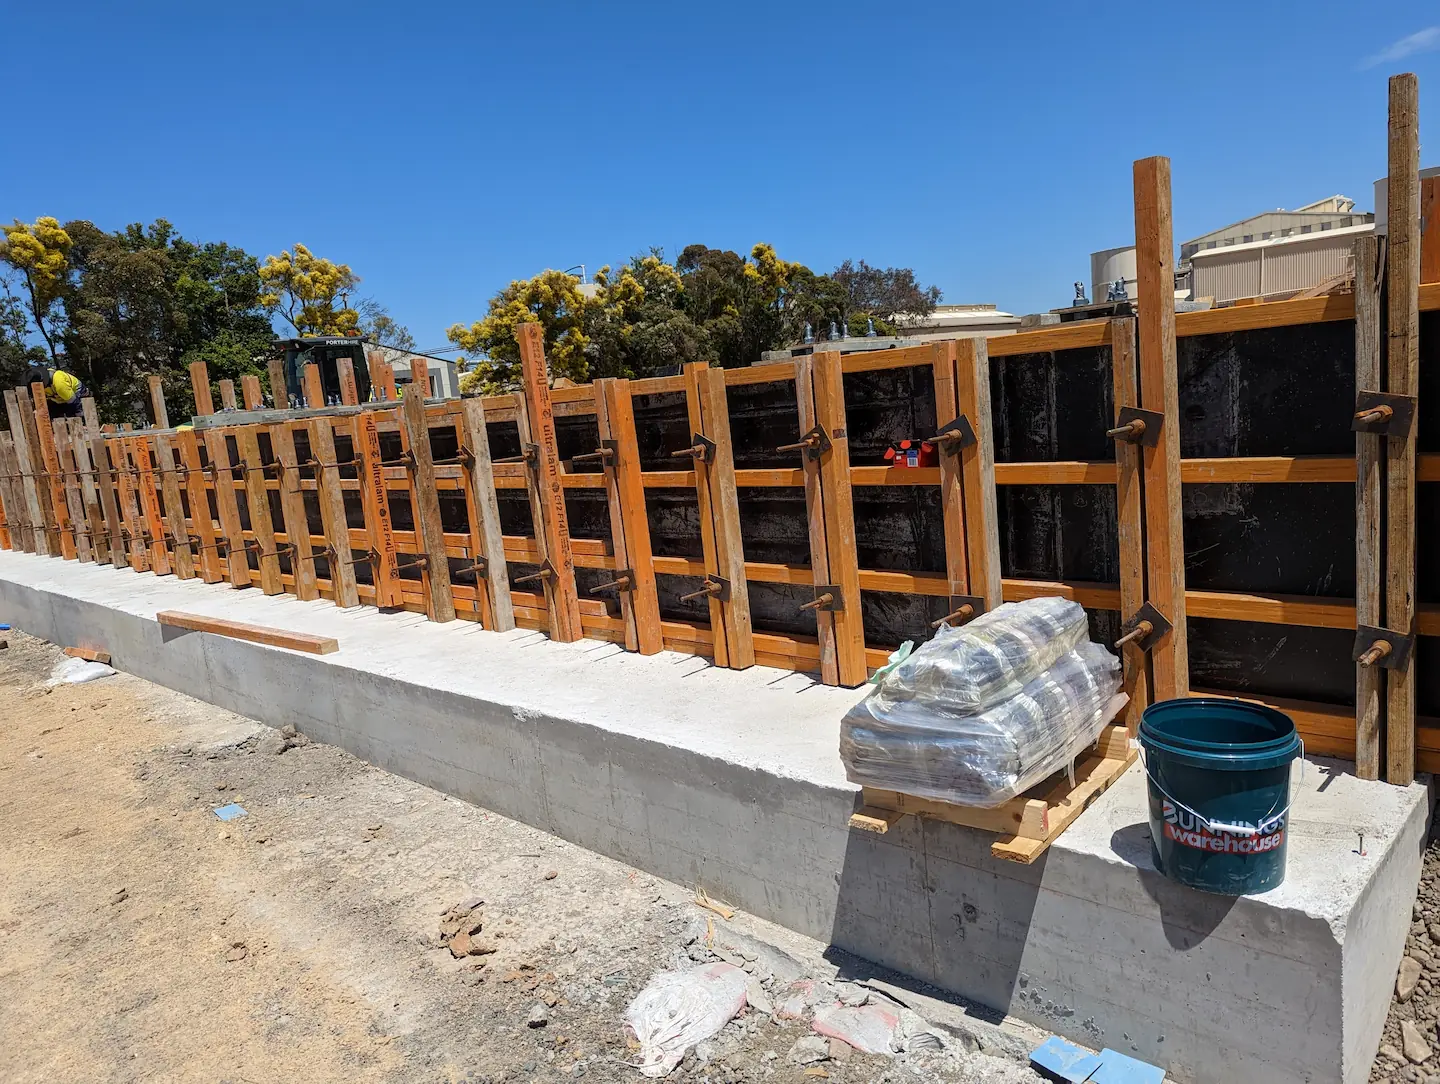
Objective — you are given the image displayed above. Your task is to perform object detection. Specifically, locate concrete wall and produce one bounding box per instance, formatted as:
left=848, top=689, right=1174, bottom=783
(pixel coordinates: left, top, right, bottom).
left=0, top=552, right=1426, bottom=1084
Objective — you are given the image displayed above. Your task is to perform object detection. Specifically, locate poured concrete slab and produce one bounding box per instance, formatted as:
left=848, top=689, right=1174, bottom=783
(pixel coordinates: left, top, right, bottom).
left=0, top=549, right=1427, bottom=1084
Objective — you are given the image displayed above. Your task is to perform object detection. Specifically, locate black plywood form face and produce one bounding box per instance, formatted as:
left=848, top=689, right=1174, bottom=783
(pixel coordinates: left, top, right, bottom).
left=1415, top=636, right=1440, bottom=718
left=1188, top=617, right=1354, bottom=707
left=852, top=487, right=945, bottom=573
left=991, top=348, right=1114, bottom=462
left=1183, top=483, right=1354, bottom=596
left=1177, top=321, right=1356, bottom=457
left=633, top=392, right=692, bottom=470
left=1421, top=483, right=1440, bottom=606
left=842, top=367, right=938, bottom=464
left=1419, top=312, right=1440, bottom=454
left=998, top=484, right=1119, bottom=583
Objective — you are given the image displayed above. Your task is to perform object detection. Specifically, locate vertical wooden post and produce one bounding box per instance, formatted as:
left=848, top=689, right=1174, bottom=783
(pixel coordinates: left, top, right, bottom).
left=684, top=363, right=731, bottom=665
left=91, top=433, right=123, bottom=566
left=70, top=423, right=108, bottom=566
left=236, top=426, right=282, bottom=594
left=699, top=368, right=755, bottom=669
left=1111, top=318, right=1150, bottom=734
left=152, top=433, right=195, bottom=579
left=269, top=422, right=318, bottom=601
left=240, top=374, right=264, bottom=411
left=203, top=429, right=251, bottom=587
left=356, top=411, right=403, bottom=607
left=931, top=340, right=971, bottom=600
left=176, top=429, right=223, bottom=584
left=189, top=361, right=214, bottom=416
left=1386, top=73, right=1421, bottom=786
left=131, top=435, right=171, bottom=574
left=371, top=353, right=398, bottom=401
left=1354, top=233, right=1384, bottom=780
left=401, top=386, right=457, bottom=622
left=0, top=435, right=31, bottom=552
left=795, top=355, right=835, bottom=682
left=303, top=363, right=324, bottom=408
left=1422, top=175, right=1439, bottom=285
left=31, top=384, right=75, bottom=559
left=111, top=438, right=149, bottom=571
left=411, top=357, right=429, bottom=396
left=1133, top=155, right=1190, bottom=700
left=954, top=338, right=1004, bottom=610
left=809, top=350, right=865, bottom=685
left=54, top=423, right=92, bottom=562
left=148, top=374, right=170, bottom=428
left=458, top=398, right=514, bottom=631
left=267, top=357, right=290, bottom=409
left=80, top=397, right=99, bottom=432
left=595, top=379, right=663, bottom=654
left=218, top=379, right=238, bottom=411
left=515, top=323, right=583, bottom=641
left=337, top=357, right=360, bottom=406
left=307, top=417, right=360, bottom=608
left=4, top=391, right=48, bottom=555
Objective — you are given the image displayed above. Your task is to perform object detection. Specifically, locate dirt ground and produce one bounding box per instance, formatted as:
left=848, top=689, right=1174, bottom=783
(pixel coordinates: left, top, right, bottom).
left=0, top=630, right=1045, bottom=1084
left=1371, top=831, right=1440, bottom=1083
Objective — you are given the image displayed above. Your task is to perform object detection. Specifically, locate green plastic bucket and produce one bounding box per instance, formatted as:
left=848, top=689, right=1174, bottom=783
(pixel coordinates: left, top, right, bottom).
left=1138, top=698, right=1303, bottom=896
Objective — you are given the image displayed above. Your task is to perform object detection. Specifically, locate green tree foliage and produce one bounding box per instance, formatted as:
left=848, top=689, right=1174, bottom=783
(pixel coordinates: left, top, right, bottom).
left=832, top=259, right=941, bottom=328
left=0, top=217, right=72, bottom=363
left=358, top=297, right=415, bottom=352
left=0, top=277, right=47, bottom=388
left=449, top=269, right=592, bottom=394
left=258, top=244, right=360, bottom=336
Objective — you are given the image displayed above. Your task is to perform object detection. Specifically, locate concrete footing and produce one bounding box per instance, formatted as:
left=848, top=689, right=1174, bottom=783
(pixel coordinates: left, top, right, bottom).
left=0, top=550, right=1428, bottom=1084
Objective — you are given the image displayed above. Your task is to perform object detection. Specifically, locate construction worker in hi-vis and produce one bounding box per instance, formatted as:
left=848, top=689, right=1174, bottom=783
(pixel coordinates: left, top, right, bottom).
left=26, top=362, right=88, bottom=419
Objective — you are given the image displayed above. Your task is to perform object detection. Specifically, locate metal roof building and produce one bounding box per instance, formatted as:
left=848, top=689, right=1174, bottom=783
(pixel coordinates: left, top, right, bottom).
left=1188, top=223, right=1372, bottom=304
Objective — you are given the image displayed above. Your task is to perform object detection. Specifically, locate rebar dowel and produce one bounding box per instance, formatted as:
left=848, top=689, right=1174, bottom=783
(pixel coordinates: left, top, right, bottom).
left=1114, top=620, right=1153, bottom=649
left=929, top=604, right=974, bottom=629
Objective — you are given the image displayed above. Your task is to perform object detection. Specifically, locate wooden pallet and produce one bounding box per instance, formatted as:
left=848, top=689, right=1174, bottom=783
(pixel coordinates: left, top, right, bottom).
left=849, top=695, right=1135, bottom=864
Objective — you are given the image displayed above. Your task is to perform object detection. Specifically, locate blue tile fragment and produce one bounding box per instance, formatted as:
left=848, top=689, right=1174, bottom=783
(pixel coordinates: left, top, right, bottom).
left=1091, top=1048, right=1166, bottom=1084
left=1030, top=1036, right=1103, bottom=1082
left=213, top=803, right=248, bottom=821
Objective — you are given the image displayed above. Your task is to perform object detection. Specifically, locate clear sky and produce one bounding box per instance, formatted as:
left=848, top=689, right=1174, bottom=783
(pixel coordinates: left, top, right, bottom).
left=3, top=2, right=1437, bottom=350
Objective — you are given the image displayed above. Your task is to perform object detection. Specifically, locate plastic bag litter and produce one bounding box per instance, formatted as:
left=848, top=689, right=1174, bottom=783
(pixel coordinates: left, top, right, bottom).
left=45, top=656, right=116, bottom=686
left=812, top=1001, right=902, bottom=1054
left=871, top=597, right=1089, bottom=717
left=623, top=962, right=749, bottom=1077
left=841, top=641, right=1121, bottom=807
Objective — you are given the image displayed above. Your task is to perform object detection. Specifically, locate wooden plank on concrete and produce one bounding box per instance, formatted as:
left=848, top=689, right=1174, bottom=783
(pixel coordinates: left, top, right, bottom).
left=81, top=397, right=99, bottom=431
left=148, top=374, right=169, bottom=428
left=307, top=416, right=360, bottom=608
left=202, top=429, right=251, bottom=587
left=31, top=384, right=75, bottom=559
left=1354, top=232, right=1384, bottom=780
left=1386, top=73, right=1420, bottom=786
left=794, top=355, right=835, bottom=683
left=954, top=338, right=1004, bottom=610
left=1111, top=317, right=1149, bottom=734
left=156, top=610, right=338, bottom=655
left=370, top=352, right=398, bottom=401
left=3, top=390, right=48, bottom=555
left=91, top=432, right=123, bottom=565
left=595, top=379, right=662, bottom=654
left=338, top=357, right=359, bottom=406
left=684, top=362, right=730, bottom=667
left=699, top=368, right=755, bottom=669
left=1133, top=154, right=1190, bottom=700
left=236, top=425, right=283, bottom=594
left=267, top=358, right=289, bottom=409
left=189, top=361, right=214, bottom=416
left=457, top=397, right=514, bottom=631
left=70, top=422, right=107, bottom=565
left=240, top=374, right=264, bottom=411
left=131, top=435, right=171, bottom=574
left=0, top=434, right=31, bottom=552
left=809, top=350, right=864, bottom=685
left=111, top=437, right=149, bottom=571
left=54, top=422, right=92, bottom=562
left=218, top=379, right=237, bottom=411
left=152, top=433, right=195, bottom=579
left=516, top=322, right=582, bottom=642
left=269, top=422, right=318, bottom=601
left=176, top=429, right=224, bottom=584
left=931, top=340, right=970, bottom=598
left=356, top=411, right=403, bottom=607
left=401, top=385, right=456, bottom=622
left=303, top=363, right=324, bottom=408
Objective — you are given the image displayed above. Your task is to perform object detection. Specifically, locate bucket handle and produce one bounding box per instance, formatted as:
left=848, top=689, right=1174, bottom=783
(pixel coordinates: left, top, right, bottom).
left=1138, top=741, right=1304, bottom=838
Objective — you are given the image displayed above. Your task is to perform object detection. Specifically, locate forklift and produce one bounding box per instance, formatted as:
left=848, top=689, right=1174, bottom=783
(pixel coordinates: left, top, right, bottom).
left=272, top=336, right=375, bottom=406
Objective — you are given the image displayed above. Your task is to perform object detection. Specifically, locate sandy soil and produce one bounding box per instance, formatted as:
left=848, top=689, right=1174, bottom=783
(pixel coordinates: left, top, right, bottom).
left=0, top=630, right=1042, bottom=1084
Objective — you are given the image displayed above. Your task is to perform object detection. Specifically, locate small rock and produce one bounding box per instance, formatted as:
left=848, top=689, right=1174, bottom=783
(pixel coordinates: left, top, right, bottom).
left=827, top=1038, right=852, bottom=1062
left=450, top=931, right=475, bottom=959
left=290, top=733, right=312, bottom=747
left=226, top=945, right=248, bottom=963
left=788, top=1036, right=829, bottom=1065
left=109, top=888, right=129, bottom=906
left=280, top=724, right=297, bottom=739
left=746, top=979, right=774, bottom=1016
left=256, top=734, right=288, bottom=756
left=544, top=870, right=558, bottom=881
left=1401, top=957, right=1425, bottom=1001
left=215, top=782, right=228, bottom=791
left=1382, top=1044, right=1407, bottom=1064
left=468, top=937, right=499, bottom=956
left=803, top=1070, right=829, bottom=1080
left=527, top=1003, right=549, bottom=1028
left=1405, top=1020, right=1434, bottom=1064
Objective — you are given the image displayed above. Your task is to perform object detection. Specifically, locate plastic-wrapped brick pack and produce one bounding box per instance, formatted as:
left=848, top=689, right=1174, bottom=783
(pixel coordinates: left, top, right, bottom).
left=840, top=598, right=1122, bottom=808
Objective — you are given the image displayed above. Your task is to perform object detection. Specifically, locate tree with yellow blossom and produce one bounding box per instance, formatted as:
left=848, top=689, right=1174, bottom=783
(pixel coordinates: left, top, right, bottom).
left=258, top=244, right=360, bottom=336
left=0, top=216, right=73, bottom=363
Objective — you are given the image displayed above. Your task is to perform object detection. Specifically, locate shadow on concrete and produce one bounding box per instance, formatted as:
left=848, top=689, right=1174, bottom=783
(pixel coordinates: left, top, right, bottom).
left=1109, top=821, right=1238, bottom=948
left=828, top=803, right=1044, bottom=1022
left=158, top=624, right=191, bottom=643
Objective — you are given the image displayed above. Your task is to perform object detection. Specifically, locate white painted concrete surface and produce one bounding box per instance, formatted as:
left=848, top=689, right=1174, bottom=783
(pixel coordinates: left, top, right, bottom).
left=0, top=550, right=1428, bottom=1084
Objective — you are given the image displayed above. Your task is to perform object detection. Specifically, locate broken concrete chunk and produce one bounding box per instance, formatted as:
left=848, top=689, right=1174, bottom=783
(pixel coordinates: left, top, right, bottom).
left=788, top=1035, right=830, bottom=1065
left=280, top=724, right=297, bottom=739
left=527, top=1003, right=549, bottom=1028
left=256, top=734, right=288, bottom=756
left=1399, top=956, right=1424, bottom=1001
left=109, top=888, right=129, bottom=906
left=1404, top=1019, right=1434, bottom=1064
left=745, top=978, right=773, bottom=1017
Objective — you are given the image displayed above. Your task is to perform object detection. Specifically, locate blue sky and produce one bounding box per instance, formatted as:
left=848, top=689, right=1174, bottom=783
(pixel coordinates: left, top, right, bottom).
left=3, top=2, right=1437, bottom=350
